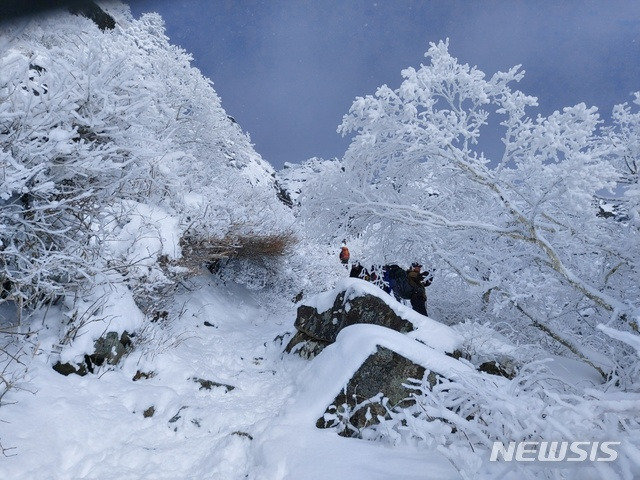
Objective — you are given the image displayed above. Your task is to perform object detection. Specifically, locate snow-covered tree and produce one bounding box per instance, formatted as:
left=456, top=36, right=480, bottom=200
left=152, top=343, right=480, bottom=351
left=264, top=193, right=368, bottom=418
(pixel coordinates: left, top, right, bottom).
left=0, top=4, right=294, bottom=322
left=276, top=157, right=346, bottom=208
left=601, top=92, right=640, bottom=228
left=0, top=12, right=156, bottom=312
left=301, top=40, right=639, bottom=378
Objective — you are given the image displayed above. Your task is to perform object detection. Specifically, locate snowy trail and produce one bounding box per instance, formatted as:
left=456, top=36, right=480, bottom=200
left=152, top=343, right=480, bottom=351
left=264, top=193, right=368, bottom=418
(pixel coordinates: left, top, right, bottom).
left=1, top=276, right=459, bottom=479
left=1, top=277, right=299, bottom=479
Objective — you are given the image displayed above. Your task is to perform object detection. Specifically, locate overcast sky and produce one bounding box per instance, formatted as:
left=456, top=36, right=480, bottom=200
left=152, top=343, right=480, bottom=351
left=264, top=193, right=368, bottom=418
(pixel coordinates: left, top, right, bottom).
left=126, top=0, right=640, bottom=169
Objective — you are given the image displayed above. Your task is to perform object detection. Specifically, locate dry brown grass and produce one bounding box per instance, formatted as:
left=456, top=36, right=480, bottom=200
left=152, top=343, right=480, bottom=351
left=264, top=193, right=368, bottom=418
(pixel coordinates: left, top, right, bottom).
left=179, top=229, right=297, bottom=271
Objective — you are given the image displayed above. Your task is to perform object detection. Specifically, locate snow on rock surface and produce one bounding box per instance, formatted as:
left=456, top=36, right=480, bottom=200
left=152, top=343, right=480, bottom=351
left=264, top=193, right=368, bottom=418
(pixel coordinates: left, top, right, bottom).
left=282, top=324, right=473, bottom=424
left=1, top=277, right=461, bottom=480
left=253, top=324, right=467, bottom=479
left=300, top=277, right=463, bottom=353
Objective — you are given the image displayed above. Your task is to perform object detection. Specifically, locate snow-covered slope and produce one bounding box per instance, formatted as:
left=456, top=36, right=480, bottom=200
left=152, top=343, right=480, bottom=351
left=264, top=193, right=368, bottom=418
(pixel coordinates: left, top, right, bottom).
left=0, top=276, right=460, bottom=479
left=2, top=277, right=290, bottom=479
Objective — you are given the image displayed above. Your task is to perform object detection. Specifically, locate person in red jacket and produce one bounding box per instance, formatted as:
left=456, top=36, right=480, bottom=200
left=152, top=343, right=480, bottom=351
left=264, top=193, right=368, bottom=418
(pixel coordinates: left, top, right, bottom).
left=339, top=245, right=350, bottom=265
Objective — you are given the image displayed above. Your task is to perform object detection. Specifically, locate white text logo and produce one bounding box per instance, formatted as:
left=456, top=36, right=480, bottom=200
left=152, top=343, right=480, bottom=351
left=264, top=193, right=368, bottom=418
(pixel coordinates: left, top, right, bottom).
left=490, top=441, right=621, bottom=462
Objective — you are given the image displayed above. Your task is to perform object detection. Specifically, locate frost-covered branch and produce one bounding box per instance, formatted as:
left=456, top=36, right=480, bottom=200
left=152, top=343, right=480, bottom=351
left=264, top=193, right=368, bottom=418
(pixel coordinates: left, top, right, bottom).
left=302, top=39, right=638, bottom=376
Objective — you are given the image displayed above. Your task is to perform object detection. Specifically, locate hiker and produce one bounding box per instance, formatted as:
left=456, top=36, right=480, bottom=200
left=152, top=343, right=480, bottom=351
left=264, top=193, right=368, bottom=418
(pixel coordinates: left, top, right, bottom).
left=407, top=262, right=430, bottom=316
left=349, top=262, right=364, bottom=278
left=339, top=245, right=350, bottom=265
left=368, top=265, right=378, bottom=284
left=381, top=265, right=393, bottom=294
left=350, top=262, right=371, bottom=280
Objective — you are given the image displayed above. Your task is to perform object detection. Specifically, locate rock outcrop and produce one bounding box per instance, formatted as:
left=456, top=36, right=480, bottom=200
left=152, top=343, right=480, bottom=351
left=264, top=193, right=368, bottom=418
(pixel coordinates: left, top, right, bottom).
left=316, top=345, right=440, bottom=434
left=295, top=291, right=414, bottom=342
left=285, top=280, right=415, bottom=358
left=68, top=1, right=116, bottom=31
left=283, top=279, right=469, bottom=438
left=53, top=331, right=132, bottom=376
left=280, top=278, right=481, bottom=440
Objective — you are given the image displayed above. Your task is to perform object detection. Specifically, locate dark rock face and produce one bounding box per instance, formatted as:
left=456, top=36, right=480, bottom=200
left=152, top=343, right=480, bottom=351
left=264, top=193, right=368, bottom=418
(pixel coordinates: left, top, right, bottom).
left=340, top=346, right=426, bottom=406
left=143, top=406, right=155, bottom=418
left=285, top=291, right=414, bottom=358
left=68, top=1, right=116, bottom=31
left=283, top=331, right=330, bottom=359
left=53, top=361, right=87, bottom=376
left=478, top=360, right=517, bottom=379
left=296, top=292, right=414, bottom=343
left=317, top=346, right=441, bottom=434
left=90, top=332, right=127, bottom=364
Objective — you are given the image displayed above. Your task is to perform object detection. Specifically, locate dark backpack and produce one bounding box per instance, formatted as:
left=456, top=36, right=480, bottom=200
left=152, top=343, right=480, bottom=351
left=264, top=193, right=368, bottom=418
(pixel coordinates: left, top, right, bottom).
left=384, top=264, right=414, bottom=300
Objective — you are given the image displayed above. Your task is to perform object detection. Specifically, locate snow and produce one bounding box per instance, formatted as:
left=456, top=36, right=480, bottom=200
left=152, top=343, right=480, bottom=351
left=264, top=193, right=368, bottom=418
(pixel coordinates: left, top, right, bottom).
left=105, top=201, right=183, bottom=262
left=58, top=280, right=147, bottom=365
left=2, top=277, right=291, bottom=479
left=1, top=4, right=639, bottom=479
left=254, top=429, right=459, bottom=480
left=253, top=324, right=467, bottom=480
left=301, top=277, right=463, bottom=353
left=2, top=274, right=639, bottom=480
left=0, top=276, right=462, bottom=480
left=48, top=127, right=74, bottom=143
left=598, top=324, right=640, bottom=356
left=543, top=355, right=604, bottom=388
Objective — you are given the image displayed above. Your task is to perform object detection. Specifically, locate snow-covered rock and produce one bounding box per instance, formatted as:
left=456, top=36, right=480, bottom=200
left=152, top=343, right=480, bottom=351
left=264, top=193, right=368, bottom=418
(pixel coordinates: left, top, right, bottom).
left=255, top=324, right=468, bottom=479
left=285, top=278, right=462, bottom=358
left=317, top=344, right=431, bottom=433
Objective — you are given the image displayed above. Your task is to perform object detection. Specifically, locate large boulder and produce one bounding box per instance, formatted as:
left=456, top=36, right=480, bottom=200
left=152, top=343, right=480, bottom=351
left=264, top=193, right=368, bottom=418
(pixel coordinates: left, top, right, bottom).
left=306, top=325, right=464, bottom=437
left=295, top=292, right=414, bottom=343
left=285, top=279, right=416, bottom=357
left=316, top=345, right=436, bottom=434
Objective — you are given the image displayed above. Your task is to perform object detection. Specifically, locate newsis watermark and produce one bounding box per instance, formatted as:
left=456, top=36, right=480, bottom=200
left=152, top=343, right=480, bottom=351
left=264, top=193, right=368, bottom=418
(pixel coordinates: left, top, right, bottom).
left=490, top=441, right=621, bottom=463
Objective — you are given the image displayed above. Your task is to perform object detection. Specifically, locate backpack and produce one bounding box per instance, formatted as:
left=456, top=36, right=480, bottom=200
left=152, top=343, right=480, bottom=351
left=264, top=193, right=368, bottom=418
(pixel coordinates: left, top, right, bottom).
left=339, top=247, right=350, bottom=261
left=384, top=264, right=414, bottom=300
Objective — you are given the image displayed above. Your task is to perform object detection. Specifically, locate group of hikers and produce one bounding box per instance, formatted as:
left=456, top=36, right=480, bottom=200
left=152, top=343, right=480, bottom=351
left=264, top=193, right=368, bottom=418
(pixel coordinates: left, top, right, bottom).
left=339, top=245, right=432, bottom=317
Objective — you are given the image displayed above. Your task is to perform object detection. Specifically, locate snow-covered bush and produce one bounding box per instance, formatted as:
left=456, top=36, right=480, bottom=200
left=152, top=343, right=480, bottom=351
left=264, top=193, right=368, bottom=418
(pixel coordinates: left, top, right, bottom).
left=0, top=3, right=298, bottom=380
left=0, top=4, right=294, bottom=312
left=275, top=157, right=347, bottom=209
left=0, top=21, right=153, bottom=312
left=602, top=92, right=640, bottom=230
left=213, top=234, right=348, bottom=302
left=0, top=332, right=34, bottom=407
left=325, top=360, right=640, bottom=479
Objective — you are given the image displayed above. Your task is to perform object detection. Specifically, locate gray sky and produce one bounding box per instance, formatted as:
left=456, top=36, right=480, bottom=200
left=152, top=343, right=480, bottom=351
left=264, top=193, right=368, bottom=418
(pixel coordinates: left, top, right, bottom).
left=126, top=0, right=640, bottom=169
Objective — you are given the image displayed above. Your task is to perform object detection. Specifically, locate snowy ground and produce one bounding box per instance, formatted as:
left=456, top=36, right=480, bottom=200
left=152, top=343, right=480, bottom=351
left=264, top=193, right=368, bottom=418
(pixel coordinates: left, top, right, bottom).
left=0, top=276, right=461, bottom=480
